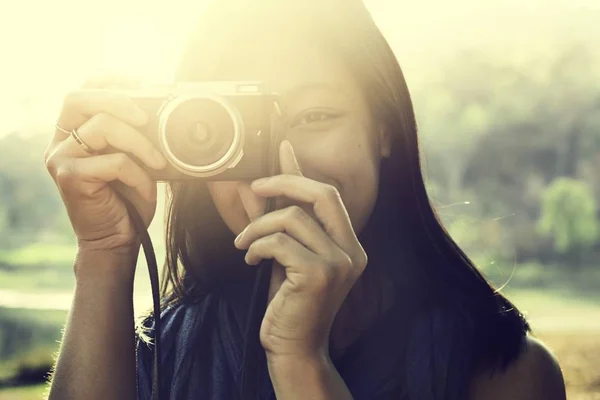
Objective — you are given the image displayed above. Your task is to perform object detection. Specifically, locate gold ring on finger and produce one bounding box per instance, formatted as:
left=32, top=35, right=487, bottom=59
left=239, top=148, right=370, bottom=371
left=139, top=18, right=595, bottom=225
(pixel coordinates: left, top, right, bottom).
left=55, top=123, right=71, bottom=136
left=56, top=123, right=95, bottom=155
left=67, top=126, right=94, bottom=154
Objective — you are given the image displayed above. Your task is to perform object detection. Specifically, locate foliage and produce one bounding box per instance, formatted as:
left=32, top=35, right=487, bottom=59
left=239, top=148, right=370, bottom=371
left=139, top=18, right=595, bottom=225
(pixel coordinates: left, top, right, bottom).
left=0, top=243, right=75, bottom=266
left=417, top=40, right=600, bottom=264
left=537, top=178, right=598, bottom=254
left=0, top=133, right=74, bottom=250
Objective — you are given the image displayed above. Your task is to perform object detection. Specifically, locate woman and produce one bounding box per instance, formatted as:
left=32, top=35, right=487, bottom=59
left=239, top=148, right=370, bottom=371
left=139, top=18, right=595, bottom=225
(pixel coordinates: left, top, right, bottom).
left=45, top=0, right=566, bottom=399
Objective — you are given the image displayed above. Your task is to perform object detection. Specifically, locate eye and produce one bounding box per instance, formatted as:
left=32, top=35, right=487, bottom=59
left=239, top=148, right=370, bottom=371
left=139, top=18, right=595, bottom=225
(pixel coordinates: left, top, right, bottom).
left=292, top=110, right=340, bottom=127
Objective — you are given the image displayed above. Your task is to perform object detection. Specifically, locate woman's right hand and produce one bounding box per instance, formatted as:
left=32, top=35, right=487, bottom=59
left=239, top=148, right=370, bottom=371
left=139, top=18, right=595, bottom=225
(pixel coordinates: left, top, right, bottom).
left=44, top=79, right=168, bottom=264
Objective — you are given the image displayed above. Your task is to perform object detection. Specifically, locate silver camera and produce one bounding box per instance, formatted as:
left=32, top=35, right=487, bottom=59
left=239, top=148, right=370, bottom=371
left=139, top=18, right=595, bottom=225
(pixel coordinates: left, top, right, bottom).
left=128, top=81, right=280, bottom=181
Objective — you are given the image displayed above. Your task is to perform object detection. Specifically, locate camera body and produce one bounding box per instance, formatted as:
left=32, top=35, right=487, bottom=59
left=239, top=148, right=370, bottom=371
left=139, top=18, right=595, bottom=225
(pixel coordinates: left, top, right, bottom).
left=127, top=81, right=280, bottom=181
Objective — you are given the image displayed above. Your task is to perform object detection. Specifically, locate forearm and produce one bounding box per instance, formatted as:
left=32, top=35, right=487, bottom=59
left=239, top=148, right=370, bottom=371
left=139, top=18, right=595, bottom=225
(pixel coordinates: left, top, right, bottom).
left=48, top=250, right=138, bottom=400
left=267, top=353, right=354, bottom=400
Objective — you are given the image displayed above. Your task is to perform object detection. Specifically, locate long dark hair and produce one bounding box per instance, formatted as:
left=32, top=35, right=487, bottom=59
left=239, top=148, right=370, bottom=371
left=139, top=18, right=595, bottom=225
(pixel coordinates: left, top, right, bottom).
left=159, top=0, right=530, bottom=398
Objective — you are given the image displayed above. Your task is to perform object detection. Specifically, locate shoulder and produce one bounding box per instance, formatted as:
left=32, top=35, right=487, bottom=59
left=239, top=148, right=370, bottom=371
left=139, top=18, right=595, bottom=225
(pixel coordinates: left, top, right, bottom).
left=135, top=295, right=219, bottom=400
left=137, top=294, right=217, bottom=344
left=468, top=335, right=566, bottom=400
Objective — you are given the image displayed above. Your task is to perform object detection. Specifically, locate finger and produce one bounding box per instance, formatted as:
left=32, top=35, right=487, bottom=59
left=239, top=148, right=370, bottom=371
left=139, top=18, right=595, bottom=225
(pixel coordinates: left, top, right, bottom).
left=237, top=182, right=267, bottom=222
left=55, top=89, right=147, bottom=141
left=245, top=233, right=350, bottom=291
left=268, top=261, right=286, bottom=304
left=274, top=139, right=312, bottom=219
left=279, top=139, right=303, bottom=177
left=56, top=153, right=155, bottom=202
left=245, top=231, right=317, bottom=269
left=235, top=205, right=338, bottom=260
left=111, top=180, right=157, bottom=227
left=251, top=175, right=361, bottom=260
left=65, top=112, right=166, bottom=169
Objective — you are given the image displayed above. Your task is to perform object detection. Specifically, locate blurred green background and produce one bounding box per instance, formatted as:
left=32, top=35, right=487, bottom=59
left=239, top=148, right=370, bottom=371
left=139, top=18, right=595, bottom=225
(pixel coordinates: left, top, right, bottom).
left=1, top=0, right=599, bottom=398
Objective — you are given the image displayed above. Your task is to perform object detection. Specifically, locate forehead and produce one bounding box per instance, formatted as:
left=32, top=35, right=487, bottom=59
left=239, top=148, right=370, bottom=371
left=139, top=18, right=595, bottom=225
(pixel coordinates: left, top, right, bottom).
left=215, top=31, right=359, bottom=97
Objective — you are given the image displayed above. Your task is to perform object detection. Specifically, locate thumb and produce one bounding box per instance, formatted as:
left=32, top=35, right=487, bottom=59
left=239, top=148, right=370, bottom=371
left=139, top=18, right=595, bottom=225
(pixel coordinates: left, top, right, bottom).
left=279, top=140, right=303, bottom=177
left=275, top=140, right=309, bottom=213
left=268, top=261, right=287, bottom=304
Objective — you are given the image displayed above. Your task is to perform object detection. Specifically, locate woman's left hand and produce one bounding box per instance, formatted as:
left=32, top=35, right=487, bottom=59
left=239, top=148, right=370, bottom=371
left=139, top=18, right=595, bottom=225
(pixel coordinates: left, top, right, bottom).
left=234, top=140, right=368, bottom=360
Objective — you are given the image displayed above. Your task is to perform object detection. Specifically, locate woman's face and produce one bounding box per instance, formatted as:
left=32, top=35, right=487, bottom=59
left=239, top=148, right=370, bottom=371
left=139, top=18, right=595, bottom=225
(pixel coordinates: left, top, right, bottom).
left=207, top=32, right=390, bottom=236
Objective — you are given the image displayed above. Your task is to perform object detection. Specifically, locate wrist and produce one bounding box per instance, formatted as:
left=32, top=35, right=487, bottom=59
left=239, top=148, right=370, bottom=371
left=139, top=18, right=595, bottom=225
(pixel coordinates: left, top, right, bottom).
left=267, top=348, right=328, bottom=363
left=267, top=352, right=352, bottom=400
left=74, top=247, right=139, bottom=285
left=267, top=350, right=331, bottom=378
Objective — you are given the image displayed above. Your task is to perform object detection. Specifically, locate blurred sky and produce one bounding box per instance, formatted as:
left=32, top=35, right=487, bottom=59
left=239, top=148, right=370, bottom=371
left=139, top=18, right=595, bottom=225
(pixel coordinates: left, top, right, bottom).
left=0, top=0, right=599, bottom=137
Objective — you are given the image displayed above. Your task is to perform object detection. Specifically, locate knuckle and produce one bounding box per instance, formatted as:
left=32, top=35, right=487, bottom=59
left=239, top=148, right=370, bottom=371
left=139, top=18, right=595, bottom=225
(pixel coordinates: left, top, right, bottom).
left=355, top=251, right=368, bottom=270
left=321, top=184, right=340, bottom=202
left=78, top=183, right=99, bottom=199
left=84, top=113, right=112, bottom=139
left=247, top=241, right=263, bottom=258
left=55, top=164, right=75, bottom=187
left=62, top=90, right=83, bottom=110
left=94, top=113, right=117, bottom=145
left=287, top=205, right=307, bottom=222
left=45, top=160, right=58, bottom=179
left=44, top=148, right=56, bottom=175
left=93, top=112, right=113, bottom=129
left=115, top=153, right=130, bottom=169
left=271, top=232, right=288, bottom=247
left=337, top=253, right=354, bottom=271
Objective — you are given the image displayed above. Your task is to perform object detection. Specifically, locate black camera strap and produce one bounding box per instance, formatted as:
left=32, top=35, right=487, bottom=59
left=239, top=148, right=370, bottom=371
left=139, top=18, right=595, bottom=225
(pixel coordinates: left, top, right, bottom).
left=239, top=214, right=275, bottom=400
left=239, top=102, right=281, bottom=400
left=120, top=196, right=162, bottom=400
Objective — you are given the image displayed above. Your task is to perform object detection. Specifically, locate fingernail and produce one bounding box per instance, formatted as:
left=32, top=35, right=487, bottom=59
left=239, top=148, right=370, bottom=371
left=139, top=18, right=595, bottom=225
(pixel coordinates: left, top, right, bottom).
left=251, top=178, right=269, bottom=189
left=235, top=227, right=248, bottom=245
left=282, top=140, right=302, bottom=176
left=153, top=150, right=167, bottom=168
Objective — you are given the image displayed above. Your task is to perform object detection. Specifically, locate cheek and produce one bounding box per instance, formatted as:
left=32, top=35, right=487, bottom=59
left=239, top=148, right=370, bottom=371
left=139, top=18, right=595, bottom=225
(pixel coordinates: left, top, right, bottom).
left=341, top=143, right=380, bottom=233
left=292, top=127, right=380, bottom=234
left=207, top=181, right=249, bottom=235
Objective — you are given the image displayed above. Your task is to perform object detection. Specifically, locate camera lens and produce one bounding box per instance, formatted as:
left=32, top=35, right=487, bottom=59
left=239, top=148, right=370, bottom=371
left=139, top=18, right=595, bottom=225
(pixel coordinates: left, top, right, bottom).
left=160, top=96, right=241, bottom=173
left=189, top=122, right=212, bottom=145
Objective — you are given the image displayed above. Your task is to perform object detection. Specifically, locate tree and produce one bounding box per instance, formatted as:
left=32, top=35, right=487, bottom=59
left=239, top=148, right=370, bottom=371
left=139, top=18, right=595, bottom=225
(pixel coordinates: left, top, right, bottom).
left=415, top=40, right=600, bottom=264
left=537, top=177, right=598, bottom=266
left=0, top=131, right=67, bottom=248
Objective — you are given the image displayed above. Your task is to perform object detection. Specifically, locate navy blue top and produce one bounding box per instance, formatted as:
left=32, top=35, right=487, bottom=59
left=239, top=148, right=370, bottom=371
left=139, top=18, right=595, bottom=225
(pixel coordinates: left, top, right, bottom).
left=136, top=285, right=407, bottom=400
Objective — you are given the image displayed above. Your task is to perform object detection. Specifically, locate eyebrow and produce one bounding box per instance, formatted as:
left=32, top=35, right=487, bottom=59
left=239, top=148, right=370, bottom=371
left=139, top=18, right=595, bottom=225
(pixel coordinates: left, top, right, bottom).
left=277, top=82, right=344, bottom=101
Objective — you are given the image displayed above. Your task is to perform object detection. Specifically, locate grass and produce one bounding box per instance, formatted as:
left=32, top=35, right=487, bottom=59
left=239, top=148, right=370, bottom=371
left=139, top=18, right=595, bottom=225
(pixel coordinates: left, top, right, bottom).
left=0, top=243, right=76, bottom=267
left=0, top=240, right=165, bottom=294
left=537, top=331, right=600, bottom=399
left=480, top=260, right=600, bottom=305
left=0, top=308, right=66, bottom=328
left=0, top=269, right=74, bottom=293
left=0, top=243, right=76, bottom=293
left=0, top=308, right=65, bottom=381
left=0, top=384, right=47, bottom=400
left=504, top=288, right=600, bottom=332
